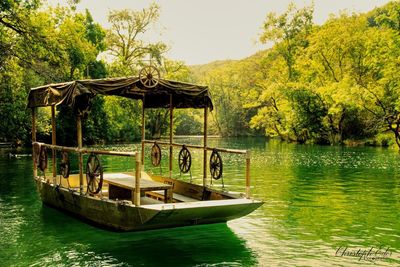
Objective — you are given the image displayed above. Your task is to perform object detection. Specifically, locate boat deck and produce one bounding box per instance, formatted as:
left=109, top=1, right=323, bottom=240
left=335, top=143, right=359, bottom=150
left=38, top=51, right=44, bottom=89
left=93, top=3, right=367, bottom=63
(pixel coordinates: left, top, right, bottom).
left=47, top=172, right=202, bottom=204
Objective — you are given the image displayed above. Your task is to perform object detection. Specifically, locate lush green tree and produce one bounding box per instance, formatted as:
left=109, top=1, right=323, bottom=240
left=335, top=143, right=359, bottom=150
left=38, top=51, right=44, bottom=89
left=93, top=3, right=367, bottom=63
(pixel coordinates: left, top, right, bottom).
left=260, top=3, right=314, bottom=81
left=352, top=18, right=400, bottom=147
left=249, top=3, right=317, bottom=142
left=0, top=0, right=57, bottom=143
left=175, top=110, right=203, bottom=136
left=294, top=14, right=374, bottom=144
left=106, top=3, right=167, bottom=76
left=246, top=2, right=400, bottom=146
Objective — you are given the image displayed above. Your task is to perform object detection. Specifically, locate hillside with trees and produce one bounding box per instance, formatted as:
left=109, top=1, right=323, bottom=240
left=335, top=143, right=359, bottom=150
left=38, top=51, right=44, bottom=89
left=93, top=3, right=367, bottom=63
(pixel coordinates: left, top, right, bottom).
left=1, top=1, right=400, bottom=148
left=191, top=1, right=400, bottom=148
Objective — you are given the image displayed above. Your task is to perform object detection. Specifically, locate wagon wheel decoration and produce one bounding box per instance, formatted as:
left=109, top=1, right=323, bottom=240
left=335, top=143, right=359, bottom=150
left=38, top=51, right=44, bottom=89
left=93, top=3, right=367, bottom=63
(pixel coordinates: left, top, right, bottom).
left=178, top=145, right=191, bottom=173
left=59, top=151, right=70, bottom=179
left=139, top=65, right=160, bottom=88
left=86, top=153, right=103, bottom=194
left=38, top=146, right=48, bottom=172
left=210, top=149, right=223, bottom=180
left=151, top=142, right=161, bottom=167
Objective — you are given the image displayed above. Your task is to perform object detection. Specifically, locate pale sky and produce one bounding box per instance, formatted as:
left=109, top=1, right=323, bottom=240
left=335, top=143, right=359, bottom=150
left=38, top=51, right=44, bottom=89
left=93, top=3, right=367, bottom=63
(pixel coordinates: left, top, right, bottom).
left=47, top=0, right=392, bottom=65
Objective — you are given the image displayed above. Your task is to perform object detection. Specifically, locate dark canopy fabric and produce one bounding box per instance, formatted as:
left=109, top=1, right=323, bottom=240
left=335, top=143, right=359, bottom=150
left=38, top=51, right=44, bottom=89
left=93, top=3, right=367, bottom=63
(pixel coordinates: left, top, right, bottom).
left=27, top=77, right=213, bottom=112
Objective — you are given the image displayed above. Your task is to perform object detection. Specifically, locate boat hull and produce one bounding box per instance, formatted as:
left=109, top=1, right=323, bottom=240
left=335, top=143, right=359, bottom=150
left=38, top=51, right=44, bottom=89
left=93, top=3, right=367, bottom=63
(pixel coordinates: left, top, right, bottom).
left=35, top=178, right=263, bottom=231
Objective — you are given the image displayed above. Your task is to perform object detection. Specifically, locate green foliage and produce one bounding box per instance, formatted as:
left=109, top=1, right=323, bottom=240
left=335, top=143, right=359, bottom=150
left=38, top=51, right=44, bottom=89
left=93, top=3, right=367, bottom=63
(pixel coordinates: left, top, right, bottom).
left=175, top=110, right=203, bottom=135
left=84, top=96, right=110, bottom=144
left=103, top=96, right=141, bottom=142
left=0, top=61, right=30, bottom=143
left=84, top=9, right=106, bottom=52
left=191, top=59, right=262, bottom=137
left=260, top=3, right=314, bottom=80
left=193, top=1, right=400, bottom=148
left=2, top=0, right=400, bottom=149
left=106, top=3, right=167, bottom=74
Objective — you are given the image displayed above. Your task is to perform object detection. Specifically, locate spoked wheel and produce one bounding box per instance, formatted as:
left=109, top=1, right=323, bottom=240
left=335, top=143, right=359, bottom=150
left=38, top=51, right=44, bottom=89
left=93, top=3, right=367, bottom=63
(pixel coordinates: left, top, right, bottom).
left=210, top=149, right=223, bottom=180
left=86, top=153, right=103, bottom=194
left=139, top=65, right=160, bottom=88
left=39, top=146, right=48, bottom=172
left=178, top=145, right=191, bottom=173
left=151, top=142, right=161, bottom=167
left=59, top=151, right=70, bottom=179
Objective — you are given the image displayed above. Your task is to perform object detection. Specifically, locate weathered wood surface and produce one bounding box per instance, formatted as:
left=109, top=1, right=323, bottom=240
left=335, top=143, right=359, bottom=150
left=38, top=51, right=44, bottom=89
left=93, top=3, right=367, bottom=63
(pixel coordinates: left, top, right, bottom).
left=104, top=175, right=172, bottom=192
left=34, top=176, right=263, bottom=231
left=33, top=142, right=137, bottom=157
left=104, top=173, right=172, bottom=204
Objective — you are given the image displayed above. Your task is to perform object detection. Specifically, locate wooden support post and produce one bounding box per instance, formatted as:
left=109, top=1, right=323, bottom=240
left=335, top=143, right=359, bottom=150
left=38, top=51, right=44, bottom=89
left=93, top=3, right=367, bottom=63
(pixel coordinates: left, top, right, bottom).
left=134, top=153, right=141, bottom=206
left=246, top=151, right=251, bottom=198
left=51, top=106, right=57, bottom=182
left=169, top=95, right=173, bottom=178
left=77, top=115, right=84, bottom=194
left=141, top=96, right=145, bottom=169
left=32, top=108, right=37, bottom=178
left=203, top=107, right=208, bottom=187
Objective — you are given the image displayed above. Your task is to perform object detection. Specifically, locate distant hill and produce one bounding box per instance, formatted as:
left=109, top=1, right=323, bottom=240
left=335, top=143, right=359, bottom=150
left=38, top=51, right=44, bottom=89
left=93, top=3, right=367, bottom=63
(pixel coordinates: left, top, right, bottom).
left=189, top=59, right=237, bottom=81
left=189, top=51, right=270, bottom=82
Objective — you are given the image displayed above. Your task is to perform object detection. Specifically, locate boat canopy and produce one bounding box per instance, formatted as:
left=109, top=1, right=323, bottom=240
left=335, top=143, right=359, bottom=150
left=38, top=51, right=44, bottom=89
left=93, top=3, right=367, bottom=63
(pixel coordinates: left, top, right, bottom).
left=27, top=77, right=213, bottom=113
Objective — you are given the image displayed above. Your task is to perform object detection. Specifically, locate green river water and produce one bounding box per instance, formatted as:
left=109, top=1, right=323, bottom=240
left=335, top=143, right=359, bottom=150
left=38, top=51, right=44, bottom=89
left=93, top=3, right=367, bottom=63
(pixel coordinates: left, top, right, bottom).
left=0, top=137, right=399, bottom=266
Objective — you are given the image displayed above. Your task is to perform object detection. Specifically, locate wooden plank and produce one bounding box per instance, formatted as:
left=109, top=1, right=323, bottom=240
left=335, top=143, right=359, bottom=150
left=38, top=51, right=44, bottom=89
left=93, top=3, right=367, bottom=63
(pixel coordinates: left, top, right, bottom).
left=146, top=191, right=198, bottom=203
left=104, top=176, right=172, bottom=192
left=169, top=94, right=173, bottom=178
left=141, top=96, right=145, bottom=166
left=203, top=107, right=208, bottom=187
left=151, top=175, right=205, bottom=200
left=134, top=153, right=141, bottom=205
left=77, top=115, right=83, bottom=194
left=51, top=105, right=56, bottom=179
left=32, top=108, right=37, bottom=178
left=33, top=142, right=137, bottom=157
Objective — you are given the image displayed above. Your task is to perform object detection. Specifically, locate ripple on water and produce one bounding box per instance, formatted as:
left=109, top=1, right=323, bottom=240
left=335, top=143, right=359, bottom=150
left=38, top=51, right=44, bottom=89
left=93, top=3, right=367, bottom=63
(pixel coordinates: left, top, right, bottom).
left=1, top=141, right=400, bottom=266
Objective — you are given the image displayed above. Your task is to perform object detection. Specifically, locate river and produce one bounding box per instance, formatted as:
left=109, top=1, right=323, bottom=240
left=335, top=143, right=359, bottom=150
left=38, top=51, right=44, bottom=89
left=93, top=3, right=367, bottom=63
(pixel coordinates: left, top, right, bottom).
left=0, top=137, right=399, bottom=266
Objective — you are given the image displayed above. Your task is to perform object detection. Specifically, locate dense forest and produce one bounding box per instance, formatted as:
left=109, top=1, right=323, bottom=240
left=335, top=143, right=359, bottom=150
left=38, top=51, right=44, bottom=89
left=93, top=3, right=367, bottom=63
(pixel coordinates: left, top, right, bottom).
left=1, top=1, right=400, bottom=148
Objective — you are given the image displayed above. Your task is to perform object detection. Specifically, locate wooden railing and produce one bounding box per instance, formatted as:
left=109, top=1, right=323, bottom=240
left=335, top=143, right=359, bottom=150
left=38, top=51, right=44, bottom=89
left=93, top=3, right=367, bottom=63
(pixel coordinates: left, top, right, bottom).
left=32, top=142, right=142, bottom=206
left=143, top=139, right=251, bottom=198
left=34, top=142, right=137, bottom=157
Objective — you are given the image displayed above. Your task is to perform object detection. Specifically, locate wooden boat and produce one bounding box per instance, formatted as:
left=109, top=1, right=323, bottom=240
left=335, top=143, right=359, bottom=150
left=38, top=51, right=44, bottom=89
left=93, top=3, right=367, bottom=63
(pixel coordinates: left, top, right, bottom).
left=27, top=66, right=263, bottom=231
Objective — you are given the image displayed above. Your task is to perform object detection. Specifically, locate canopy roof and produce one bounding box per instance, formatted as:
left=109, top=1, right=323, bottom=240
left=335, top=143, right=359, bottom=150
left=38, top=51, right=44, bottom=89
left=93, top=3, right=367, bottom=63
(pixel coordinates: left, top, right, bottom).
left=27, top=77, right=213, bottom=112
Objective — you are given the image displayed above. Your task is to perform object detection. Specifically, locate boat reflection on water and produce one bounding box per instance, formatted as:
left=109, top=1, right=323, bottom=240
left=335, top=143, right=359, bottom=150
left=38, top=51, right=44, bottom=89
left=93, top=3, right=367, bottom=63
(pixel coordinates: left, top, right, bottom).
left=37, top=206, right=258, bottom=266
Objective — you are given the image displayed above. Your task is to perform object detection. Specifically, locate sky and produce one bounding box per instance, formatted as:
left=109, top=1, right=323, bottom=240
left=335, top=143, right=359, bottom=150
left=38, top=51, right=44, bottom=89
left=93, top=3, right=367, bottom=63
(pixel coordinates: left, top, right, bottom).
left=47, top=0, right=392, bottom=65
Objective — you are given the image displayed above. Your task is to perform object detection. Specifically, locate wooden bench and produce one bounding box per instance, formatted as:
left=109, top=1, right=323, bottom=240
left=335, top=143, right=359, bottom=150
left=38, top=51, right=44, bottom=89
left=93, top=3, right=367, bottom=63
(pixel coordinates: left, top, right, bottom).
left=145, top=191, right=198, bottom=203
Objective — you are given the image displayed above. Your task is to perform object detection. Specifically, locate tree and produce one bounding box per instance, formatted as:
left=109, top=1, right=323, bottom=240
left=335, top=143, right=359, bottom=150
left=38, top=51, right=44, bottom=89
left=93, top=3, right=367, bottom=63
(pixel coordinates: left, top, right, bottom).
left=294, top=14, right=375, bottom=144
left=106, top=3, right=167, bottom=76
left=249, top=3, right=317, bottom=142
left=352, top=13, right=400, bottom=147
left=260, top=3, right=314, bottom=81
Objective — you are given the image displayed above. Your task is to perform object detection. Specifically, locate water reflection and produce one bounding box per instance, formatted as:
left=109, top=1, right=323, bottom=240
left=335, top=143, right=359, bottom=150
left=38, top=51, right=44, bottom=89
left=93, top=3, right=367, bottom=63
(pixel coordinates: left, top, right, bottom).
left=36, top=206, right=257, bottom=266
left=1, top=139, right=400, bottom=266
